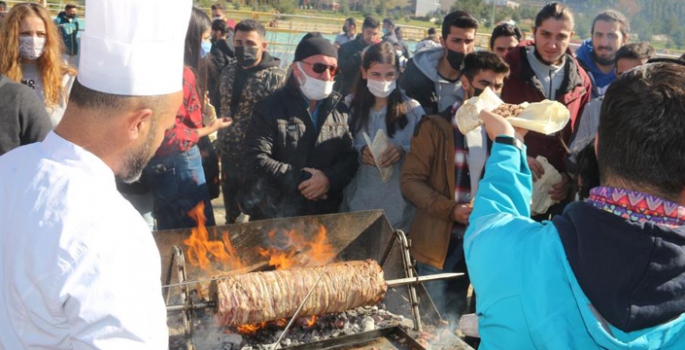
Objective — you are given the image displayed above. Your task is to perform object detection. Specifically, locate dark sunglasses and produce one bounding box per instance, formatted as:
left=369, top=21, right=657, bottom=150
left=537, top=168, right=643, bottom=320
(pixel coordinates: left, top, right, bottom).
left=302, top=61, right=339, bottom=76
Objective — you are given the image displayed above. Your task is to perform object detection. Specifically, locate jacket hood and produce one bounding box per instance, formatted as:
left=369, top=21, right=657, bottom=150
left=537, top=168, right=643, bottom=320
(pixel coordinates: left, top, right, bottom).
left=411, top=46, right=445, bottom=83
left=553, top=201, right=685, bottom=347
left=575, top=39, right=616, bottom=88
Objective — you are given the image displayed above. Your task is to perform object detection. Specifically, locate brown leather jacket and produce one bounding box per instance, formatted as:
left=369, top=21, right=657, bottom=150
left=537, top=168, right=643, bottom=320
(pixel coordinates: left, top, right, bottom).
left=401, top=114, right=458, bottom=269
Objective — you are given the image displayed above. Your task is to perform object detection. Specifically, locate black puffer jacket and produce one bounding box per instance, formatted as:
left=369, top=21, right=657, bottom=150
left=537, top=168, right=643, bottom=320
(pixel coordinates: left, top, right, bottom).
left=242, top=76, right=359, bottom=220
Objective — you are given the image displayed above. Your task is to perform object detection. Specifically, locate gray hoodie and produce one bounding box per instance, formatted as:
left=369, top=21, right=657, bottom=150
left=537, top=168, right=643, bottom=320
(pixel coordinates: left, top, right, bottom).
left=526, top=47, right=565, bottom=100
left=408, top=47, right=464, bottom=113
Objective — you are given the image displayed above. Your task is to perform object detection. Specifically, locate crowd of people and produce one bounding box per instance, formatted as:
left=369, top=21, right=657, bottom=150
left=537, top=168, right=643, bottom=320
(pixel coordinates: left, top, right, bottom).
left=3, top=0, right=685, bottom=348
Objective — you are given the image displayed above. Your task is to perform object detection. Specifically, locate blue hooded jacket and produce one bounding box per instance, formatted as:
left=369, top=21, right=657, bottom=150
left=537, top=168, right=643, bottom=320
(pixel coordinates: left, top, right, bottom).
left=54, top=12, right=79, bottom=56
left=465, top=141, right=685, bottom=350
left=576, top=39, right=616, bottom=98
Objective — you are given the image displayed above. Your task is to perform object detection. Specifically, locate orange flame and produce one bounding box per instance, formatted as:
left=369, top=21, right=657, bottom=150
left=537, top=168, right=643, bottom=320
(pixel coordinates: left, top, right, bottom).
left=255, top=224, right=336, bottom=270
left=304, top=315, right=318, bottom=328
left=236, top=322, right=268, bottom=335
left=183, top=203, right=245, bottom=274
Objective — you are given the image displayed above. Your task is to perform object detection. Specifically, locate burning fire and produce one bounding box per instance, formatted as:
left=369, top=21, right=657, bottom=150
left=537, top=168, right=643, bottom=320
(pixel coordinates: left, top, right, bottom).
left=183, top=203, right=245, bottom=274
left=183, top=205, right=337, bottom=334
left=236, top=322, right=268, bottom=335
left=304, top=315, right=318, bottom=328
left=256, top=224, right=336, bottom=270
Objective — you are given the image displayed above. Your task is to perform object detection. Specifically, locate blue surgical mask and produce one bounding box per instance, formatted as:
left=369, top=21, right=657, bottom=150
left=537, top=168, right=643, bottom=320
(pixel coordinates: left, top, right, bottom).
left=200, top=41, right=212, bottom=58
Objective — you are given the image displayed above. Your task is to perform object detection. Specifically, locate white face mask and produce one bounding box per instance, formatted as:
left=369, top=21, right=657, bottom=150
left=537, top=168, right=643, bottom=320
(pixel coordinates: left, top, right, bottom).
left=367, top=79, right=396, bottom=98
left=18, top=35, right=46, bottom=61
left=296, top=62, right=334, bottom=101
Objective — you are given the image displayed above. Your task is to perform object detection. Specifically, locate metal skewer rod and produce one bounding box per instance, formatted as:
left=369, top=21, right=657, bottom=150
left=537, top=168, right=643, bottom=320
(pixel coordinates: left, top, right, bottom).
left=386, top=273, right=464, bottom=288
left=162, top=272, right=464, bottom=291
left=271, top=267, right=329, bottom=350
left=162, top=276, right=223, bottom=289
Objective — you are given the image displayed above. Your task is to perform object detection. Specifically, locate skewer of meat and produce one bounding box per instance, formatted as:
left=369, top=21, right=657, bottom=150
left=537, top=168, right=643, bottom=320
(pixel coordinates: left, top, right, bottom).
left=213, top=260, right=387, bottom=326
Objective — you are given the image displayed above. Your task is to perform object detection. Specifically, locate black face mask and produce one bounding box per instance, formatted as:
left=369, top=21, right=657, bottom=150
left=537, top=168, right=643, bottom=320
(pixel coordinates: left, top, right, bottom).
left=67, top=13, right=77, bottom=19
left=235, top=46, right=260, bottom=68
left=447, top=49, right=465, bottom=71
left=469, top=82, right=500, bottom=99
left=473, top=87, right=484, bottom=98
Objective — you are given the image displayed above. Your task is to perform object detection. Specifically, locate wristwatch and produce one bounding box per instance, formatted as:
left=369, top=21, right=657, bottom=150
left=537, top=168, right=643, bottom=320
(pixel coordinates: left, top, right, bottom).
left=495, top=136, right=524, bottom=151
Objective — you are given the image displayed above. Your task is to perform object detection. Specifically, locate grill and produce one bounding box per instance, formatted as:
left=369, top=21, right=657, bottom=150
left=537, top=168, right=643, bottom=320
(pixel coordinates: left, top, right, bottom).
left=153, top=210, right=474, bottom=350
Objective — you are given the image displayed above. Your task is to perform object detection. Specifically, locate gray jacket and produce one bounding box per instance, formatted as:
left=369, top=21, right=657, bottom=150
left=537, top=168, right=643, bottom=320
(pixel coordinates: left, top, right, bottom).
left=0, top=75, right=51, bottom=156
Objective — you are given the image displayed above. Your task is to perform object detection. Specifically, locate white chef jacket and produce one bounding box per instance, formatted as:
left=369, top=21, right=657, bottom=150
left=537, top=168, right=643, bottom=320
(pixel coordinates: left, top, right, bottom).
left=0, top=132, right=168, bottom=349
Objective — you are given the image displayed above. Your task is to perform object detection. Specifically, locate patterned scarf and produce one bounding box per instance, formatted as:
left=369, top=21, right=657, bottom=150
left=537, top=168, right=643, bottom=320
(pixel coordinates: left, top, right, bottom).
left=586, top=186, right=685, bottom=227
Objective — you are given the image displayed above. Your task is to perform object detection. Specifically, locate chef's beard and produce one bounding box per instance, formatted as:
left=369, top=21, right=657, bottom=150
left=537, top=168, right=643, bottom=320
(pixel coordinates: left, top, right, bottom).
left=120, top=123, right=157, bottom=184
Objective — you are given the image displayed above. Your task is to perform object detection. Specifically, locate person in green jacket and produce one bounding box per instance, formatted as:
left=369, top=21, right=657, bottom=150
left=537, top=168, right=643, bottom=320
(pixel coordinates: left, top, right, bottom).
left=467, top=60, right=685, bottom=349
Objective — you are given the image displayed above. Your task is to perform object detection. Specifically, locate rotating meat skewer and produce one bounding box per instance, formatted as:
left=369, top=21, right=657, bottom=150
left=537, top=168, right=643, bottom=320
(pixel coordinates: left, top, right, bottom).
left=164, top=260, right=462, bottom=327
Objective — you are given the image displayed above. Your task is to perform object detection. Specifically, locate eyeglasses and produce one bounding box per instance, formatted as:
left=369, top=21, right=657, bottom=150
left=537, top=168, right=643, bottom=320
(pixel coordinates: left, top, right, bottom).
left=301, top=61, right=339, bottom=76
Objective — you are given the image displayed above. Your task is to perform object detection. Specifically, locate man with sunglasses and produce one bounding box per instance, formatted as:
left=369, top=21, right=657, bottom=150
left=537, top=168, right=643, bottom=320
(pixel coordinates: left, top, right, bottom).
left=242, top=32, right=358, bottom=220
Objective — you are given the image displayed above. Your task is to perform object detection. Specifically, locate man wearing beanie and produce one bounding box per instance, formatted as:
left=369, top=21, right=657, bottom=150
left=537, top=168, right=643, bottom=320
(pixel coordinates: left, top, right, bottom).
left=242, top=32, right=358, bottom=220
left=0, top=0, right=190, bottom=348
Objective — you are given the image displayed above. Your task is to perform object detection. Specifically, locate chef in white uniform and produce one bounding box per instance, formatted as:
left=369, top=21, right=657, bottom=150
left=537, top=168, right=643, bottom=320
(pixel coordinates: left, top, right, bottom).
left=0, top=0, right=191, bottom=348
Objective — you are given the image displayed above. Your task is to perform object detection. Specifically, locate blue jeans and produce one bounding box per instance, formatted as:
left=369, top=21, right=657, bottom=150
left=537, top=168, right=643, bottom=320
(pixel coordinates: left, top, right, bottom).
left=144, top=145, right=216, bottom=230
left=416, top=228, right=470, bottom=324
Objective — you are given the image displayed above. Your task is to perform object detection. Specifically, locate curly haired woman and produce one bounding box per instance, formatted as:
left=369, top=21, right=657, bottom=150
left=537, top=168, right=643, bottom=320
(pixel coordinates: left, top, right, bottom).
left=0, top=3, right=76, bottom=127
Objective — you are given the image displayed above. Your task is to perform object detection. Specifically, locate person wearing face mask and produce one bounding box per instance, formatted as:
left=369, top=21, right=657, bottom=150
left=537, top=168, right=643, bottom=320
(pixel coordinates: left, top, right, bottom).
left=0, top=3, right=77, bottom=127
left=381, top=18, right=397, bottom=43
left=143, top=7, right=233, bottom=230
left=242, top=32, right=358, bottom=220
left=501, top=2, right=591, bottom=221
left=54, top=3, right=79, bottom=66
left=334, top=17, right=356, bottom=50
left=401, top=51, right=510, bottom=324
left=337, top=16, right=381, bottom=97
left=340, top=42, right=423, bottom=232
left=394, top=26, right=410, bottom=60
left=399, top=11, right=478, bottom=115
left=215, top=19, right=286, bottom=224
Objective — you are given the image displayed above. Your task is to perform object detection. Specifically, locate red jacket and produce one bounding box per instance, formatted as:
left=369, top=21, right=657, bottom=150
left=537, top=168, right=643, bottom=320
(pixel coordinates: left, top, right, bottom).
left=156, top=66, right=202, bottom=157
left=501, top=41, right=591, bottom=173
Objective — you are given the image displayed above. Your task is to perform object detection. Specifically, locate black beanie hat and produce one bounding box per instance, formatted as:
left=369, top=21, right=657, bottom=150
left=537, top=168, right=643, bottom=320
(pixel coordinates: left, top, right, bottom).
left=294, top=32, right=338, bottom=62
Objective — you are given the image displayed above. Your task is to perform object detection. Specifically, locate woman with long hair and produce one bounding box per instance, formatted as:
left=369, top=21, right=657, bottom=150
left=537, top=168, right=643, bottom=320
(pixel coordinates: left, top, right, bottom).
left=0, top=3, right=76, bottom=127
left=341, top=42, right=423, bottom=232
left=143, top=7, right=232, bottom=230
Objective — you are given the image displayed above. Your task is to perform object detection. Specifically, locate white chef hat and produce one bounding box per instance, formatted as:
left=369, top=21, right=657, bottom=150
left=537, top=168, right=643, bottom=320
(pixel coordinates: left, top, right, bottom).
left=78, top=0, right=192, bottom=96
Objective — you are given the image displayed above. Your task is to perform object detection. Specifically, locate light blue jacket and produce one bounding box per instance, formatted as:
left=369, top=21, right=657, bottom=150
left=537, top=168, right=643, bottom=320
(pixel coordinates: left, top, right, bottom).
left=464, top=141, right=685, bottom=350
